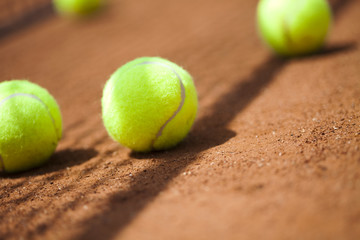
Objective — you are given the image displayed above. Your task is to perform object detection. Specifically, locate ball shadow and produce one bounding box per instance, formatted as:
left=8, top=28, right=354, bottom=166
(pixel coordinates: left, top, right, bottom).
left=0, top=2, right=54, bottom=41
left=0, top=148, right=98, bottom=179
left=297, top=42, right=357, bottom=60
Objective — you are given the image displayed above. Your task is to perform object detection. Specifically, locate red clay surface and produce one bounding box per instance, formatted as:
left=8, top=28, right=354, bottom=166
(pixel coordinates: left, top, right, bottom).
left=0, top=0, right=359, bottom=239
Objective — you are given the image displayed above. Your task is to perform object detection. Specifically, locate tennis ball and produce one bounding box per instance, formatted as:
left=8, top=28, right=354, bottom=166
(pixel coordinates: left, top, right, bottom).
left=53, top=0, right=103, bottom=16
left=257, top=0, right=332, bottom=56
left=102, top=57, right=198, bottom=152
left=0, top=80, right=62, bottom=173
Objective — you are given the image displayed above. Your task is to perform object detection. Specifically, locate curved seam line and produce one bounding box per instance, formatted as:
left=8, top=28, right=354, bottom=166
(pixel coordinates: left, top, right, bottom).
left=0, top=93, right=60, bottom=141
left=109, top=60, right=186, bottom=150
left=133, top=61, right=186, bottom=149
left=282, top=17, right=294, bottom=50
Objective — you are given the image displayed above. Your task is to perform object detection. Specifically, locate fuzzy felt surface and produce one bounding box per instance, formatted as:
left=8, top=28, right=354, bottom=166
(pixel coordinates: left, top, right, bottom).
left=0, top=80, right=62, bottom=172
left=102, top=57, right=198, bottom=152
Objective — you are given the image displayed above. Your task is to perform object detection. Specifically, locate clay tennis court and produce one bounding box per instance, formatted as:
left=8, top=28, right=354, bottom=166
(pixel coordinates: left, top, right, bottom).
left=0, top=0, right=359, bottom=239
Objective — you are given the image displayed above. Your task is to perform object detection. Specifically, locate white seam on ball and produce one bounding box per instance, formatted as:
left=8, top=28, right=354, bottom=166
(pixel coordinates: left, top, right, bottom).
left=0, top=93, right=60, bottom=141
left=134, top=61, right=186, bottom=149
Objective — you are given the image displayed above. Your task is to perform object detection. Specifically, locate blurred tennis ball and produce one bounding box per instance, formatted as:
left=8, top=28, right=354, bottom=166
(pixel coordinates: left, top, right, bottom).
left=0, top=80, right=62, bottom=173
left=257, top=0, right=332, bottom=56
left=53, top=0, right=104, bottom=17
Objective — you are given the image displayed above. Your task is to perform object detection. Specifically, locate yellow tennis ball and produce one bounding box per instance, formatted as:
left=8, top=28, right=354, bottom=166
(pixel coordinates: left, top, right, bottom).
left=53, top=0, right=103, bottom=16
left=257, top=0, right=332, bottom=56
left=102, top=57, right=198, bottom=152
left=0, top=80, right=62, bottom=173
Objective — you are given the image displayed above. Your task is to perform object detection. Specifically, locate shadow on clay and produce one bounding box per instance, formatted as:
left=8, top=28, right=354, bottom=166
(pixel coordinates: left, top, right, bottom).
left=74, top=54, right=287, bottom=240
left=304, top=42, right=357, bottom=58
left=0, top=148, right=98, bottom=179
left=5, top=0, right=353, bottom=238
left=0, top=2, right=54, bottom=41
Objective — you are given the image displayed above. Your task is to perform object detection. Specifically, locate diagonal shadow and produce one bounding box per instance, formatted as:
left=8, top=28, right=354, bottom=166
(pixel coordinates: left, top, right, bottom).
left=301, top=42, right=357, bottom=59
left=330, top=0, right=354, bottom=18
left=0, top=2, right=54, bottom=41
left=0, top=148, right=98, bottom=178
left=0, top=0, right=354, bottom=239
